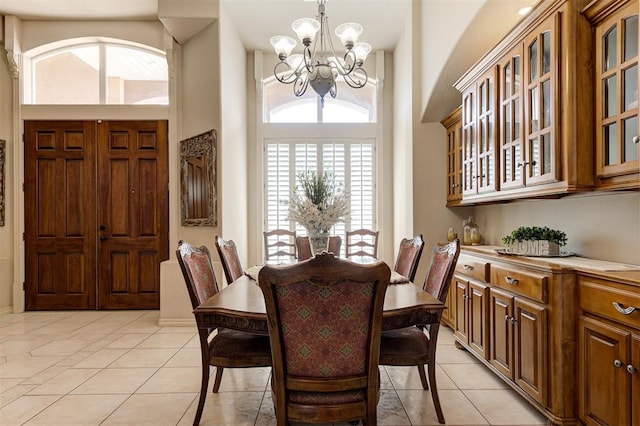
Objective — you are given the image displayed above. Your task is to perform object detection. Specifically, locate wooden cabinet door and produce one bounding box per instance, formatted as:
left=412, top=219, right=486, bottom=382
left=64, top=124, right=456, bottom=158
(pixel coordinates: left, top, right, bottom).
left=633, top=334, right=640, bottom=426
left=468, top=280, right=489, bottom=358
left=594, top=2, right=639, bottom=189
left=523, top=15, right=559, bottom=186
left=475, top=66, right=498, bottom=194
left=579, top=316, right=631, bottom=426
left=25, top=121, right=97, bottom=310
left=489, top=287, right=514, bottom=379
left=97, top=120, right=169, bottom=309
left=453, top=275, right=469, bottom=343
left=514, top=297, right=547, bottom=405
left=443, top=107, right=463, bottom=204
left=499, top=44, right=525, bottom=190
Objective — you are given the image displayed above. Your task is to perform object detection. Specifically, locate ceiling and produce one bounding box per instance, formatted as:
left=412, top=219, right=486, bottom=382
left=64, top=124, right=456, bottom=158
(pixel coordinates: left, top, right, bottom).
left=0, top=0, right=410, bottom=51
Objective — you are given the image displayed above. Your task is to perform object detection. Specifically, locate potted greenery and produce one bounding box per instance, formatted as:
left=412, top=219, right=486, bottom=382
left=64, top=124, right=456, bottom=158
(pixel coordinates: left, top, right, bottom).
left=502, top=226, right=568, bottom=256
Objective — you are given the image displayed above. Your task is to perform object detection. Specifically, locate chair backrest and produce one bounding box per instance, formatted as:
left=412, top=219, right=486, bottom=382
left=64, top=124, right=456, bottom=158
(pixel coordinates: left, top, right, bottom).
left=295, top=236, right=313, bottom=261
left=263, top=229, right=296, bottom=261
left=423, top=239, right=460, bottom=304
left=393, top=234, right=425, bottom=282
left=258, top=253, right=390, bottom=424
left=176, top=240, right=219, bottom=309
left=346, top=229, right=379, bottom=259
left=327, top=235, right=342, bottom=256
left=214, top=235, right=244, bottom=284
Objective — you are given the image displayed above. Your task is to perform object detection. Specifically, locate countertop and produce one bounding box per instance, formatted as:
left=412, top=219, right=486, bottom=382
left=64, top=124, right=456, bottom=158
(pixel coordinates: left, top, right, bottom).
left=460, top=245, right=640, bottom=285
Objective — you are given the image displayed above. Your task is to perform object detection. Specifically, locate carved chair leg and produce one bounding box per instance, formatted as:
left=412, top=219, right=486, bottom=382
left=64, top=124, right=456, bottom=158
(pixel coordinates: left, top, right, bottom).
left=194, top=363, right=210, bottom=426
left=417, top=364, right=429, bottom=390
left=428, top=359, right=445, bottom=424
left=212, top=366, right=224, bottom=393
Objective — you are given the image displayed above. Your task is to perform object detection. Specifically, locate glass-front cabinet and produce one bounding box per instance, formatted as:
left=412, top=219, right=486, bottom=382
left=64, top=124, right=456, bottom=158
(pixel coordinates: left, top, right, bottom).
left=461, top=87, right=477, bottom=197
left=499, top=44, right=525, bottom=190
left=593, top=1, right=639, bottom=189
left=442, top=107, right=463, bottom=205
left=524, top=18, right=558, bottom=186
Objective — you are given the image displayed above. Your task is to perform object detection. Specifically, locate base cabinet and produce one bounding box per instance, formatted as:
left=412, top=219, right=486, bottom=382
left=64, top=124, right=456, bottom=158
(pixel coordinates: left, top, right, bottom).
left=578, top=274, right=640, bottom=426
left=454, top=275, right=489, bottom=358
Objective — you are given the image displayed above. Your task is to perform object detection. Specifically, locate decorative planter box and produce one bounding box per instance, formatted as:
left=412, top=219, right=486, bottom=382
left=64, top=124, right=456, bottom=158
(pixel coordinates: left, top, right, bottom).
left=510, top=240, right=560, bottom=256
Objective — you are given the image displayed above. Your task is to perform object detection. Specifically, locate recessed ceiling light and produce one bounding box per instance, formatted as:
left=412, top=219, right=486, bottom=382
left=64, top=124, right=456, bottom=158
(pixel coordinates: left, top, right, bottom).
left=518, top=6, right=533, bottom=16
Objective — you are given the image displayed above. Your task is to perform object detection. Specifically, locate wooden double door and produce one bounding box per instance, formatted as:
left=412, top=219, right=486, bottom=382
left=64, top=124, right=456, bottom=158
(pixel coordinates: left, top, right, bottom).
left=24, top=120, right=169, bottom=310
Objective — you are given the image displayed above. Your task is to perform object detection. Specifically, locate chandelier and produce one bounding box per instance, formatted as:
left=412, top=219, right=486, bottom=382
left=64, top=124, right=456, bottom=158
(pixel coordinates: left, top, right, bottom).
left=269, top=0, right=371, bottom=106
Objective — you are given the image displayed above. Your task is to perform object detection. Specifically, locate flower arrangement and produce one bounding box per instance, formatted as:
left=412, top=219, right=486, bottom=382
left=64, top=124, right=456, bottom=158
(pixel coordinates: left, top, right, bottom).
left=502, top=226, right=568, bottom=247
left=287, top=171, right=349, bottom=234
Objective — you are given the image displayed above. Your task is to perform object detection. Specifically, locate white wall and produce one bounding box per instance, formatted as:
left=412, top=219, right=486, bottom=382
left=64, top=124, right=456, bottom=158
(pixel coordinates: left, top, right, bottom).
left=218, top=2, right=248, bottom=278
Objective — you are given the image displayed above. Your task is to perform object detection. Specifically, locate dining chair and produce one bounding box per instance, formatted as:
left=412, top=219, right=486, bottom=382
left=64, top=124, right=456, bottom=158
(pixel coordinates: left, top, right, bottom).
left=263, top=229, right=296, bottom=262
left=295, top=236, right=313, bottom=261
left=346, top=228, right=379, bottom=259
left=393, top=234, right=425, bottom=282
left=176, top=240, right=271, bottom=425
left=328, top=235, right=342, bottom=256
left=214, top=235, right=243, bottom=284
left=258, top=252, right=390, bottom=426
left=379, top=239, right=460, bottom=424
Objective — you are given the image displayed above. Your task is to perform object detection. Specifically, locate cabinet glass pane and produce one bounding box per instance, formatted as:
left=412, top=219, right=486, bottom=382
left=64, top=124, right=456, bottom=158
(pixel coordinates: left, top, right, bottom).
left=605, top=75, right=618, bottom=117
left=514, top=98, right=521, bottom=140
left=624, top=16, right=638, bottom=62
left=604, top=26, right=617, bottom=71
left=504, top=63, right=512, bottom=97
left=488, top=156, right=494, bottom=186
left=479, top=82, right=486, bottom=113
left=624, top=64, right=638, bottom=112
left=514, top=56, right=521, bottom=92
left=543, top=133, right=551, bottom=174
left=605, top=123, right=619, bottom=165
left=624, top=116, right=638, bottom=162
left=529, top=40, right=539, bottom=82
left=515, top=145, right=522, bottom=180
left=542, top=31, right=551, bottom=74
left=504, top=149, right=512, bottom=181
left=531, top=137, right=540, bottom=176
left=542, top=79, right=551, bottom=128
left=530, top=86, right=539, bottom=132
left=504, top=103, right=512, bottom=143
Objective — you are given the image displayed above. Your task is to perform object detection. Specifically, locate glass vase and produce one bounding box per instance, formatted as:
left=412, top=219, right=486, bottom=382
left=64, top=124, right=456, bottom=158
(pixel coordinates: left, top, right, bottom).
left=309, top=231, right=330, bottom=255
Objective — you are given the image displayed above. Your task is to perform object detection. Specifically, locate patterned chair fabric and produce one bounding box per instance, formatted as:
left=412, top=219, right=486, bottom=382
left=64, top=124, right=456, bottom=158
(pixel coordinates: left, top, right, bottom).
left=176, top=240, right=271, bottom=426
left=258, top=253, right=390, bottom=426
left=393, top=234, right=425, bottom=282
left=295, top=236, right=313, bottom=261
left=215, top=235, right=244, bottom=284
left=327, top=235, right=342, bottom=256
left=379, top=239, right=460, bottom=425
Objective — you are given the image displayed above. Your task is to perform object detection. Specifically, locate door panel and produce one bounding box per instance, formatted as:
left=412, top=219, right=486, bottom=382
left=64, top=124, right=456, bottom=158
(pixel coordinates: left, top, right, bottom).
left=97, top=120, right=168, bottom=309
left=514, top=298, right=547, bottom=404
left=469, top=281, right=489, bottom=358
left=490, top=287, right=513, bottom=378
left=25, top=121, right=97, bottom=310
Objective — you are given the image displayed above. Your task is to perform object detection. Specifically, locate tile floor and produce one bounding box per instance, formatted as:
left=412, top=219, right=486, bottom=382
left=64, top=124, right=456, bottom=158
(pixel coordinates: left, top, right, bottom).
left=0, top=310, right=548, bottom=425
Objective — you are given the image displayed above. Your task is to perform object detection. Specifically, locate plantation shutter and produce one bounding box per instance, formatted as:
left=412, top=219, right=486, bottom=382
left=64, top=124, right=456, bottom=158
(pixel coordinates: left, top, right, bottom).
left=265, top=139, right=376, bottom=257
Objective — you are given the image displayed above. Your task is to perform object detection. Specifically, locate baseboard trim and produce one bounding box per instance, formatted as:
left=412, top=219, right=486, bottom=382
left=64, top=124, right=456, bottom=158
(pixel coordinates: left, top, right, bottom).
left=157, top=318, right=196, bottom=327
left=0, top=306, right=13, bottom=315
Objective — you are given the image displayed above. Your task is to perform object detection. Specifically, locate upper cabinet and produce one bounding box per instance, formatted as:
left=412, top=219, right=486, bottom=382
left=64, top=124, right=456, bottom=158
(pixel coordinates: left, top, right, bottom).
left=585, top=0, right=639, bottom=190
left=442, top=106, right=463, bottom=205
left=448, top=0, right=639, bottom=206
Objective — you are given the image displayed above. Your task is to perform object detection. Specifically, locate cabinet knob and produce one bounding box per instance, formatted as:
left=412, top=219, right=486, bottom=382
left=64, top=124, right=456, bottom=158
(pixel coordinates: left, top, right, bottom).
left=505, top=314, right=510, bottom=321
left=633, top=136, right=639, bottom=144
left=612, top=302, right=637, bottom=315
left=463, top=264, right=474, bottom=271
left=614, top=359, right=624, bottom=368
left=505, top=277, right=519, bottom=285
left=510, top=316, right=517, bottom=324
left=627, top=364, right=637, bottom=374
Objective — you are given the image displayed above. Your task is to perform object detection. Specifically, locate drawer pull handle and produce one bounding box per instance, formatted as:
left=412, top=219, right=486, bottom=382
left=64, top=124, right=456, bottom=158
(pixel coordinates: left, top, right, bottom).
left=612, top=302, right=637, bottom=315
left=463, top=265, right=474, bottom=271
left=627, top=364, right=637, bottom=374
left=505, top=277, right=518, bottom=285
left=614, top=359, right=624, bottom=368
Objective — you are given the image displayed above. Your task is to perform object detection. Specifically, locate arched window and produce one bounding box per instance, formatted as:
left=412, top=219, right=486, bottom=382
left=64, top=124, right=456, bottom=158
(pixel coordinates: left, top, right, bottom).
left=263, top=76, right=376, bottom=123
left=25, top=42, right=168, bottom=105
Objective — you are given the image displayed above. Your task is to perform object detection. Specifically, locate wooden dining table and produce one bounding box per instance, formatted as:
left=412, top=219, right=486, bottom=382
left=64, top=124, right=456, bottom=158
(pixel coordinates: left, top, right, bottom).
left=193, top=273, right=445, bottom=335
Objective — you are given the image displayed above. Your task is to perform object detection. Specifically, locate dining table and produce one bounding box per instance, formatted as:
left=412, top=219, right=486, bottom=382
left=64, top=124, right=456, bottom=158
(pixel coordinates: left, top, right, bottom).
left=193, top=266, right=446, bottom=334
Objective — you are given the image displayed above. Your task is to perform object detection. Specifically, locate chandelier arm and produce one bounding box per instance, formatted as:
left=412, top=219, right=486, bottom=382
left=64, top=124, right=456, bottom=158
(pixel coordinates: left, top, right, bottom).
left=343, top=68, right=368, bottom=89
left=274, top=61, right=301, bottom=84
left=303, top=46, right=314, bottom=73
left=293, top=73, right=310, bottom=97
